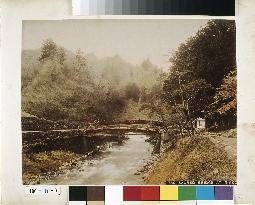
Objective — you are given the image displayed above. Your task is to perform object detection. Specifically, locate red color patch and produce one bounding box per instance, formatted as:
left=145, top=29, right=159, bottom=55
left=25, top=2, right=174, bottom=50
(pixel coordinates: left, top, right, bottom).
left=123, top=186, right=142, bottom=201
left=141, top=186, right=160, bottom=201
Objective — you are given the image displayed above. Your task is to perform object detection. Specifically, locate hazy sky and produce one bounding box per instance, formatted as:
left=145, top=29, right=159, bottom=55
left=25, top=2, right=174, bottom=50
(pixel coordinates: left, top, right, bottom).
left=22, top=19, right=208, bottom=69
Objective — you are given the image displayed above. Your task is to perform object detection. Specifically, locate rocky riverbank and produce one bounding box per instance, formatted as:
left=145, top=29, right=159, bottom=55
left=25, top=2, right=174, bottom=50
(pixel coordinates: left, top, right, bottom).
left=23, top=135, right=128, bottom=184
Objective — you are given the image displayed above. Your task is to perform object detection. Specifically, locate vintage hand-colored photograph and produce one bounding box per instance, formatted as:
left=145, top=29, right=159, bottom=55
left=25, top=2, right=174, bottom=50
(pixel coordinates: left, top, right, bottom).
left=22, top=19, right=236, bottom=185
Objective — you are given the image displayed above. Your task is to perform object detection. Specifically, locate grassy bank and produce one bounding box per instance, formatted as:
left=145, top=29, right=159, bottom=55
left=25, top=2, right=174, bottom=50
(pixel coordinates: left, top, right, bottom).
left=145, top=130, right=237, bottom=184
left=23, top=135, right=128, bottom=185
left=23, top=151, right=82, bottom=184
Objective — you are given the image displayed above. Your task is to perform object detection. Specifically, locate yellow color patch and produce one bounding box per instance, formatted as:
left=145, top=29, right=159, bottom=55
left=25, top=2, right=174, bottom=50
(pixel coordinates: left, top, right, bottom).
left=160, top=186, right=178, bottom=201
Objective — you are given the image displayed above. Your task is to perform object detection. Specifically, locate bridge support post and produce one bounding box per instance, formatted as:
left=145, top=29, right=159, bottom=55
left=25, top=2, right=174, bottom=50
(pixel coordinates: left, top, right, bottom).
left=82, top=136, right=89, bottom=152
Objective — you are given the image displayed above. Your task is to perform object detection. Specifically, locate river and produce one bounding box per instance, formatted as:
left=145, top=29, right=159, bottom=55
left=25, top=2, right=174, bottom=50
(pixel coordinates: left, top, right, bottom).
left=46, top=133, right=154, bottom=185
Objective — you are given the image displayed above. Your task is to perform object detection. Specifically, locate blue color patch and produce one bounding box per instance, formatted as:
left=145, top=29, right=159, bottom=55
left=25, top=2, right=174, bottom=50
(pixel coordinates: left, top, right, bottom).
left=196, top=186, right=215, bottom=200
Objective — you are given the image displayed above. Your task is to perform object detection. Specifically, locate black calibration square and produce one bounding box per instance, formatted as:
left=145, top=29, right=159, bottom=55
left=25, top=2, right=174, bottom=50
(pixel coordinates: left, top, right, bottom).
left=69, top=186, right=87, bottom=201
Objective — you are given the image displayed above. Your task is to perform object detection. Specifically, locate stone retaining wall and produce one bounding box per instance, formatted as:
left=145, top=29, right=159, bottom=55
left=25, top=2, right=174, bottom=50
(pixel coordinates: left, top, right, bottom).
left=22, top=130, right=121, bottom=154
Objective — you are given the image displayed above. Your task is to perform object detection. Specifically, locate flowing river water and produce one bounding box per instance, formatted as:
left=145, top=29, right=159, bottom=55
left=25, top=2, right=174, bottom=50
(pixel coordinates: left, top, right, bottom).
left=46, top=133, right=154, bottom=184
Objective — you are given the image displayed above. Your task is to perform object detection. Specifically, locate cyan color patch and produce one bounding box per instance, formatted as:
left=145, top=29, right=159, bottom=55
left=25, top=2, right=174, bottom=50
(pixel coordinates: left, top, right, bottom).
left=196, top=186, right=215, bottom=200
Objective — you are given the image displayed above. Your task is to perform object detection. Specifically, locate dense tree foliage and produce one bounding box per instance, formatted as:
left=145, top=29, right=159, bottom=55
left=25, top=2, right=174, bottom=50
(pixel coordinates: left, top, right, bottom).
left=22, top=39, right=127, bottom=124
left=168, top=20, right=236, bottom=88
left=215, top=71, right=237, bottom=115
left=125, top=83, right=141, bottom=102
left=150, top=20, right=236, bottom=133
left=162, top=20, right=236, bottom=129
left=22, top=39, right=161, bottom=126
left=207, top=71, right=237, bottom=128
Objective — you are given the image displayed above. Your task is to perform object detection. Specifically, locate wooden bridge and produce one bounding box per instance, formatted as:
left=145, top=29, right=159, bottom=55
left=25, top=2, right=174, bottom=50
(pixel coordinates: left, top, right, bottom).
left=22, top=119, right=163, bottom=154
left=83, top=124, right=160, bottom=136
left=22, top=119, right=163, bottom=134
left=82, top=119, right=163, bottom=135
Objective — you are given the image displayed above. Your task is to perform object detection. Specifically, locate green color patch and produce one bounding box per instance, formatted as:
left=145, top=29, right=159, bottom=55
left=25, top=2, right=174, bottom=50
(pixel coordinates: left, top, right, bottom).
left=178, top=186, right=196, bottom=200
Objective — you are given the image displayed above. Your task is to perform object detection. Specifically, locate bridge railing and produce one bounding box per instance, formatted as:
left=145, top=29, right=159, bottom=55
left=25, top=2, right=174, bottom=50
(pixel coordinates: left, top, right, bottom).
left=112, top=119, right=164, bottom=126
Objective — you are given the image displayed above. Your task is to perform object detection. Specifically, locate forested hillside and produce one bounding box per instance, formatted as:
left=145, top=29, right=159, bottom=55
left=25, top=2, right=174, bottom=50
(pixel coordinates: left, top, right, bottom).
left=21, top=40, right=161, bottom=125
left=143, top=20, right=236, bottom=134
left=22, top=20, right=236, bottom=131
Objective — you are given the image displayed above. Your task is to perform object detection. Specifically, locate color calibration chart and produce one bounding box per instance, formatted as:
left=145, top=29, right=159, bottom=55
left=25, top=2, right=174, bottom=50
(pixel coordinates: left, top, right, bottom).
left=69, top=186, right=234, bottom=205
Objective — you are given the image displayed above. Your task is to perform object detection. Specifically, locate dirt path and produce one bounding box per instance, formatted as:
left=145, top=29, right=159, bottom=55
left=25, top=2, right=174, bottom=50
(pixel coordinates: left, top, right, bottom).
left=205, top=130, right=237, bottom=161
